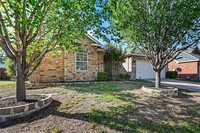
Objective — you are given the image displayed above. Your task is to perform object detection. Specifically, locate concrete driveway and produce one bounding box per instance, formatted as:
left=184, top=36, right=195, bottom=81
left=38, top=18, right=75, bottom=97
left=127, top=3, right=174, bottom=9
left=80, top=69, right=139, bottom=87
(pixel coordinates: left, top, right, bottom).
left=147, top=79, right=200, bottom=92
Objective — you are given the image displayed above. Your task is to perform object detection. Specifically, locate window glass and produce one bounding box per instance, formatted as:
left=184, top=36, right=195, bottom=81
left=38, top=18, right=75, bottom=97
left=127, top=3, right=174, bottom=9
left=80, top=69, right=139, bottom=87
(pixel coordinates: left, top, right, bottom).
left=76, top=52, right=87, bottom=71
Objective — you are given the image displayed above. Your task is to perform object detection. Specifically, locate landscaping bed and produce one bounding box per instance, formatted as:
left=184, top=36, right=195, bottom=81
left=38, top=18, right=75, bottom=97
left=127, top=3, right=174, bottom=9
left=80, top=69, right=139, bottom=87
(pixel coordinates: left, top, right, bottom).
left=142, top=85, right=178, bottom=97
left=0, top=94, right=52, bottom=123
left=0, top=95, right=47, bottom=108
left=0, top=82, right=200, bottom=133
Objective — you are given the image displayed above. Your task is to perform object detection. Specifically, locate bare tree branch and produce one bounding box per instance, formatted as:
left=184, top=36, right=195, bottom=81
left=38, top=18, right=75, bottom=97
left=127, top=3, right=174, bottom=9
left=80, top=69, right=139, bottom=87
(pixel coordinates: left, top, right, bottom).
left=0, top=13, right=17, bottom=57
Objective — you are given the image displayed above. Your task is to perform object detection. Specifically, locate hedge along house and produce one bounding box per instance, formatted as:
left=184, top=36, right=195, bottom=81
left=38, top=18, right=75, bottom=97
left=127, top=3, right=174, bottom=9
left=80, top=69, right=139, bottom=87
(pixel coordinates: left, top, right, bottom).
left=28, top=34, right=105, bottom=83
left=121, top=48, right=166, bottom=80
left=168, top=46, right=200, bottom=79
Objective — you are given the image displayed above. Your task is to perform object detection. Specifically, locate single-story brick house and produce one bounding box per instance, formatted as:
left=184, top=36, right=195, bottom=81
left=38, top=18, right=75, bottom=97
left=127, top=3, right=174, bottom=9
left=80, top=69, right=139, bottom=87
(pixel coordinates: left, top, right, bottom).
left=29, top=39, right=169, bottom=82
left=168, top=46, right=200, bottom=79
left=29, top=34, right=104, bottom=83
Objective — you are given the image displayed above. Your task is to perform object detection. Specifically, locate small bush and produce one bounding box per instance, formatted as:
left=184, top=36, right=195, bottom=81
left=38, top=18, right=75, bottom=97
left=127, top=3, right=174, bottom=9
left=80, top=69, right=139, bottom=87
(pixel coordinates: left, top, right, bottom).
left=97, top=72, right=108, bottom=81
left=119, top=73, right=130, bottom=80
left=166, top=71, right=178, bottom=79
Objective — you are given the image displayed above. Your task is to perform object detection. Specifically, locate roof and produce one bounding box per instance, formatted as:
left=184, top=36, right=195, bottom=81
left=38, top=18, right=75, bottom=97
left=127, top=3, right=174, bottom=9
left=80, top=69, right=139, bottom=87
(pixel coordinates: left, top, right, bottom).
left=0, top=63, right=6, bottom=68
left=175, top=45, right=200, bottom=63
left=126, top=48, right=146, bottom=57
left=85, top=33, right=102, bottom=47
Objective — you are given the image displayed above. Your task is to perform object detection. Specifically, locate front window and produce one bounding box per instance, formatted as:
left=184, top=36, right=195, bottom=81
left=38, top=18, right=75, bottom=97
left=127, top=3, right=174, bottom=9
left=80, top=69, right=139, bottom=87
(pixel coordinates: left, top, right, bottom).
left=76, top=52, right=87, bottom=71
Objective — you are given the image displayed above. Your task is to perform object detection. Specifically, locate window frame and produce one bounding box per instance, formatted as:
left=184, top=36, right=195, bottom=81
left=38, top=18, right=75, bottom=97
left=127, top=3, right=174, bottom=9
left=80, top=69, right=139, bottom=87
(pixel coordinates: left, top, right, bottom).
left=75, top=52, right=88, bottom=72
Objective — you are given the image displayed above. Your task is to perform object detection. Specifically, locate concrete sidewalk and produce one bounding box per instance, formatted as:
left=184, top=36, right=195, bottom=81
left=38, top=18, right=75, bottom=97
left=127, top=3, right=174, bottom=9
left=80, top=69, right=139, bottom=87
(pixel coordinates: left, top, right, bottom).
left=147, top=79, right=200, bottom=92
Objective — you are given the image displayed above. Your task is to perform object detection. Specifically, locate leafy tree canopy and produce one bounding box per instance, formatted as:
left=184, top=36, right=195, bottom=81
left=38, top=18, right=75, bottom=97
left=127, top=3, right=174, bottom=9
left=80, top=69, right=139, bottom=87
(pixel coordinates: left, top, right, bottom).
left=0, top=0, right=104, bottom=101
left=106, top=0, right=200, bottom=88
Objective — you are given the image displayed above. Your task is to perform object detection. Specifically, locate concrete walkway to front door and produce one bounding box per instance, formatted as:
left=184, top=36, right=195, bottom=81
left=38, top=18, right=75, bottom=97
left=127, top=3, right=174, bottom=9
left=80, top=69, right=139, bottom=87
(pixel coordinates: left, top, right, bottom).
left=147, top=79, right=200, bottom=92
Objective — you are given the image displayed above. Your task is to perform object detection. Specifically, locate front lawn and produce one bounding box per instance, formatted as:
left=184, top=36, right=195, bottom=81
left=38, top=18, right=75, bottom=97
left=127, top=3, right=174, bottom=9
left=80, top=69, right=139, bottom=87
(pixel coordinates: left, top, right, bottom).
left=0, top=82, right=200, bottom=133
left=0, top=81, right=15, bottom=87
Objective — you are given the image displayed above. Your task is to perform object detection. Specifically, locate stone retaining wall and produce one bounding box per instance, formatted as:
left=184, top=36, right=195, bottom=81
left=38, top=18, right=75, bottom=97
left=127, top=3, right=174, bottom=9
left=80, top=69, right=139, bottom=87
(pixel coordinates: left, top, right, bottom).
left=0, top=94, right=52, bottom=123
left=142, top=86, right=178, bottom=97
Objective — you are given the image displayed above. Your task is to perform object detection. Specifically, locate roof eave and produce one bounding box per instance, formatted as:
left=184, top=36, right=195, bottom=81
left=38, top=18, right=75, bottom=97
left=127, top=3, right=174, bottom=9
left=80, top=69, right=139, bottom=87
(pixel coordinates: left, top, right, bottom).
left=91, top=43, right=102, bottom=47
left=126, top=53, right=146, bottom=57
left=85, top=33, right=102, bottom=46
left=175, top=59, right=200, bottom=63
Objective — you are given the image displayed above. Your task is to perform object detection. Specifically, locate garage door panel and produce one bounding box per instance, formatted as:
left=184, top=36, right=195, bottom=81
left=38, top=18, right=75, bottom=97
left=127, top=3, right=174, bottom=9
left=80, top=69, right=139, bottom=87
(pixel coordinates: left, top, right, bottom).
left=136, top=60, right=165, bottom=79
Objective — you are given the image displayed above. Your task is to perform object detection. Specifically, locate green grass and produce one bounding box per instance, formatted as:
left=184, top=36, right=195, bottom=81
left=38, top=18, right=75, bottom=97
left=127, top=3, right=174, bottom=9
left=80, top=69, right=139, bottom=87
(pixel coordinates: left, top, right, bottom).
left=68, top=83, right=142, bottom=94
left=89, top=106, right=200, bottom=133
left=68, top=83, right=141, bottom=105
left=0, top=81, right=15, bottom=88
left=59, top=93, right=85, bottom=110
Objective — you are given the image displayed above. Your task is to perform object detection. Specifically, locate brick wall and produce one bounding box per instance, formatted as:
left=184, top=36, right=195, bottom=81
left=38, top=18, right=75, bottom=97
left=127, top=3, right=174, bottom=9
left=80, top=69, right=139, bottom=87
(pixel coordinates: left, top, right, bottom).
left=28, top=51, right=65, bottom=83
left=64, top=38, right=104, bottom=81
left=97, top=51, right=104, bottom=72
left=29, top=37, right=104, bottom=82
left=168, top=61, right=199, bottom=79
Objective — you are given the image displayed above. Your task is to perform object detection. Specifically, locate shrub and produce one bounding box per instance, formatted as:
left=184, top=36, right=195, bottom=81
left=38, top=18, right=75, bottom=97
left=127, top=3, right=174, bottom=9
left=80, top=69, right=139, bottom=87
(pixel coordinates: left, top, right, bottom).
left=97, top=72, right=108, bottom=81
left=166, top=71, right=178, bottom=79
left=119, top=73, right=130, bottom=80
left=105, top=44, right=126, bottom=80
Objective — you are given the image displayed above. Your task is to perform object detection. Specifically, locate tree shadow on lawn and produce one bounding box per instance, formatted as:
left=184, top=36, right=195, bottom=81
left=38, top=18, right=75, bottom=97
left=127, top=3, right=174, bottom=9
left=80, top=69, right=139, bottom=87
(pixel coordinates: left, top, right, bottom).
left=1, top=83, right=200, bottom=132
left=1, top=98, right=200, bottom=132
left=0, top=100, right=62, bottom=128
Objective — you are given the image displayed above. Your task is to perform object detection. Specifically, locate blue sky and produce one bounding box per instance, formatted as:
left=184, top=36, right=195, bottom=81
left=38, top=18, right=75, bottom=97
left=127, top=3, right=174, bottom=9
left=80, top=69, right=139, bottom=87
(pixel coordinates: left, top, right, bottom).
left=89, top=21, right=200, bottom=49
left=88, top=21, right=110, bottom=45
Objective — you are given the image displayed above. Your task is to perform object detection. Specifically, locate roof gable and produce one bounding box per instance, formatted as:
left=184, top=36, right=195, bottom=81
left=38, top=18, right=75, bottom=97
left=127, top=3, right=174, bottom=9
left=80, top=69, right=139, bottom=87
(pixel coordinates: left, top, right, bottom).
left=85, top=33, right=102, bottom=47
left=175, top=45, right=200, bottom=63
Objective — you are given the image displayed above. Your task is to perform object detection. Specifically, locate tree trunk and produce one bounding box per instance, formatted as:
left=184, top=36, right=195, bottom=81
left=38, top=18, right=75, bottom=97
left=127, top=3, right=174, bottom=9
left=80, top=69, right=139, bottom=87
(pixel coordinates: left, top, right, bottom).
left=16, top=62, right=26, bottom=102
left=155, top=70, right=161, bottom=88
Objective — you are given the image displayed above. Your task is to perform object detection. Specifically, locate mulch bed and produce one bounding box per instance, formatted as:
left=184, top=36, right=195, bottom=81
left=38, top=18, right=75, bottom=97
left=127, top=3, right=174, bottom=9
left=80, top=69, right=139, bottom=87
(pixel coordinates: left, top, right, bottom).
left=0, top=95, right=47, bottom=108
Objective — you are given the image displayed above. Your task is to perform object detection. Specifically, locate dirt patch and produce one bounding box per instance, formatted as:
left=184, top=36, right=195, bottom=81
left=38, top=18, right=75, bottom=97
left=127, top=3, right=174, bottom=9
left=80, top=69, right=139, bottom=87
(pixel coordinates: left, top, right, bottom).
left=0, top=95, right=47, bottom=108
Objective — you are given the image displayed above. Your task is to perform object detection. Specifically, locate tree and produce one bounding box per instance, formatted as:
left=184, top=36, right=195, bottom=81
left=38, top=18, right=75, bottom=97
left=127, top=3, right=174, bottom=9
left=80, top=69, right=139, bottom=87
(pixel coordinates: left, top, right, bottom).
left=107, top=0, right=200, bottom=88
left=105, top=44, right=125, bottom=80
left=0, top=0, right=103, bottom=101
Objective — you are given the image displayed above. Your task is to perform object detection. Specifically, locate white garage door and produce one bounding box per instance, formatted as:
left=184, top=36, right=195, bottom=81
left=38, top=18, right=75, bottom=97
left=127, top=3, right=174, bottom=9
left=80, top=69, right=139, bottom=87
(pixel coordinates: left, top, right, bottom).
left=136, top=60, right=166, bottom=79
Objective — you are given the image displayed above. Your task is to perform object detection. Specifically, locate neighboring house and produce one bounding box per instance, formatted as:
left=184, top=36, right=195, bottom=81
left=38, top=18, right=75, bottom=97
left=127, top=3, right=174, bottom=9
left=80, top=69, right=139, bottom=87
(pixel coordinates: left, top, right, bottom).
left=168, top=46, right=200, bottom=79
left=28, top=34, right=104, bottom=83
left=121, top=48, right=166, bottom=80
left=0, top=62, right=9, bottom=80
